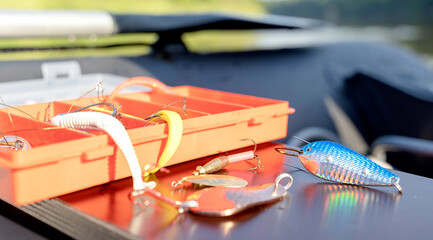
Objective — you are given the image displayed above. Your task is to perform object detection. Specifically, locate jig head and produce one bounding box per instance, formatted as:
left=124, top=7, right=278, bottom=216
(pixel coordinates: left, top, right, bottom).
left=275, top=141, right=403, bottom=193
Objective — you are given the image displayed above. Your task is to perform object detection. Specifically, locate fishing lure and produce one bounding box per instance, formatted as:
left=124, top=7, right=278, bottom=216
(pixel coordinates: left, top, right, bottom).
left=134, top=173, right=293, bottom=217
left=275, top=141, right=403, bottom=192
left=50, top=111, right=155, bottom=192
left=143, top=110, right=183, bottom=175
left=171, top=174, right=248, bottom=188
left=171, top=139, right=261, bottom=188
left=192, top=138, right=264, bottom=176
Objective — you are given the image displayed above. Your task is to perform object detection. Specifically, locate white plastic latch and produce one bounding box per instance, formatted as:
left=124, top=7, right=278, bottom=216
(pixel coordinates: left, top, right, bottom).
left=41, top=61, right=82, bottom=83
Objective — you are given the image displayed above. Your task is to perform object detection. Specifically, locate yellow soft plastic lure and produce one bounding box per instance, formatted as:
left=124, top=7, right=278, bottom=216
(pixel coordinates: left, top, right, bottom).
left=145, top=110, right=183, bottom=175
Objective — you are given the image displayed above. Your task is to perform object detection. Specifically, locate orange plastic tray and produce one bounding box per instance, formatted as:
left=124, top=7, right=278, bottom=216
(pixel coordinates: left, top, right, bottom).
left=0, top=86, right=294, bottom=205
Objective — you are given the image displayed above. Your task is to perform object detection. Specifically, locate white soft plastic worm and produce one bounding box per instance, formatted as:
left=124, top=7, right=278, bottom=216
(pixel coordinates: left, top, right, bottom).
left=50, top=112, right=155, bottom=192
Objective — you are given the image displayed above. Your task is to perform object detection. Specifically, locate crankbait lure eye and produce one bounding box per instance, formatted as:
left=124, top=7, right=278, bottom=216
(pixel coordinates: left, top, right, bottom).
left=275, top=141, right=403, bottom=193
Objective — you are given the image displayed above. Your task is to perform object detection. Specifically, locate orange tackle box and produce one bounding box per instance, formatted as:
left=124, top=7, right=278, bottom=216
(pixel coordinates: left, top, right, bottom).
left=0, top=85, right=294, bottom=205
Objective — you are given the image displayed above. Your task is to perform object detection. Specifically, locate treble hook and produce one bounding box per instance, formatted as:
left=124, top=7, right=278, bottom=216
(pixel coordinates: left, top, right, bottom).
left=247, top=155, right=264, bottom=171
left=275, top=147, right=304, bottom=157
left=241, top=138, right=264, bottom=170
left=241, top=138, right=257, bottom=153
left=190, top=138, right=264, bottom=176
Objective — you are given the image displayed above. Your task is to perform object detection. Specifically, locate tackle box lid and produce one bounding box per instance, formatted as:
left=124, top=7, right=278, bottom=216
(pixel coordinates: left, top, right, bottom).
left=0, top=61, right=149, bottom=106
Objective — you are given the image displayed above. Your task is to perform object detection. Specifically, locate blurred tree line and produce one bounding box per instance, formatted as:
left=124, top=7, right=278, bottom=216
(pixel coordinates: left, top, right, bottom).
left=265, top=0, right=433, bottom=25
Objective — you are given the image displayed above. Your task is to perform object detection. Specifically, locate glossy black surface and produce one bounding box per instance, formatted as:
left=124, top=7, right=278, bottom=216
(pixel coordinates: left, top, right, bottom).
left=2, top=142, right=433, bottom=239
left=53, top=142, right=433, bottom=239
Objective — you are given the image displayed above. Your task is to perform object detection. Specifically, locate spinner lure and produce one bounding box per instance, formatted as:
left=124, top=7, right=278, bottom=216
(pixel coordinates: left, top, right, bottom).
left=275, top=141, right=403, bottom=193
left=133, top=173, right=293, bottom=217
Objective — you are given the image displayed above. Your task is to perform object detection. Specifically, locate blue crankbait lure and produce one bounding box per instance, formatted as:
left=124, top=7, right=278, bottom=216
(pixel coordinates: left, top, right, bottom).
left=275, top=141, right=403, bottom=193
